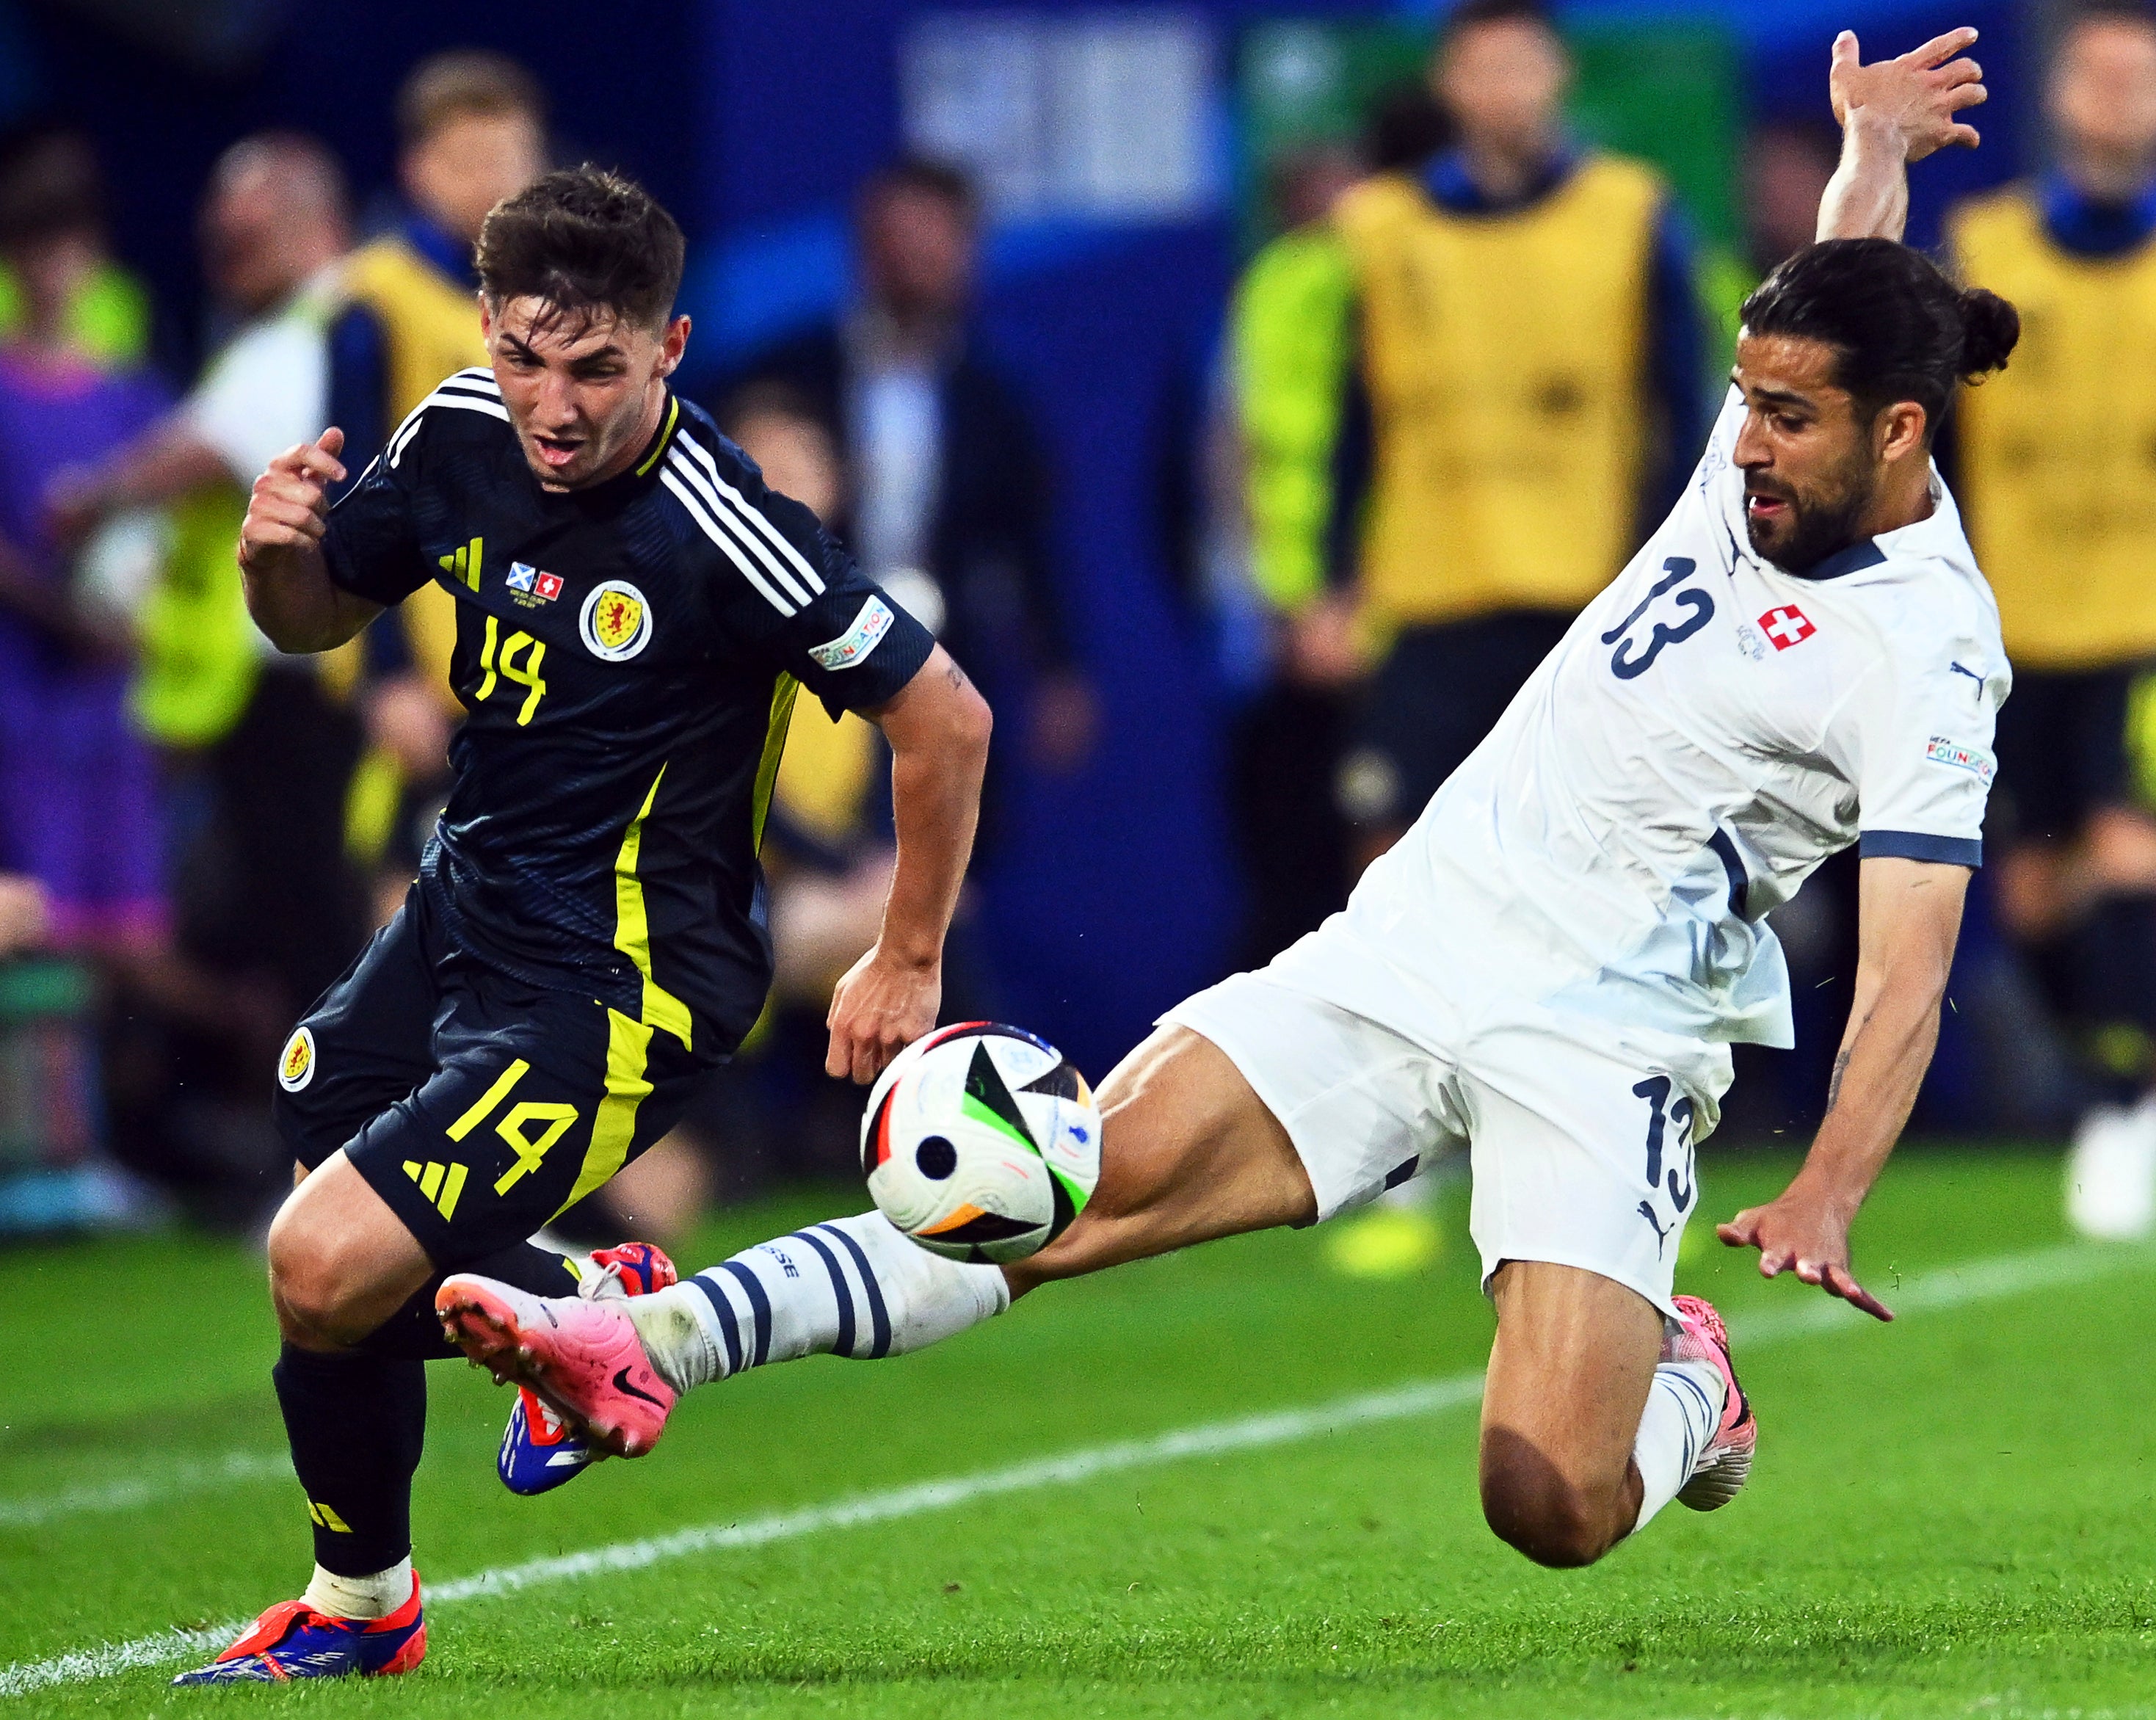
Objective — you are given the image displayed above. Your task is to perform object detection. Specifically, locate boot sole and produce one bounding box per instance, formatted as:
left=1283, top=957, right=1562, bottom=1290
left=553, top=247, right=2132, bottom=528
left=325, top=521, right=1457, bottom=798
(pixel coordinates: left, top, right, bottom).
left=436, top=1286, right=653, bottom=1459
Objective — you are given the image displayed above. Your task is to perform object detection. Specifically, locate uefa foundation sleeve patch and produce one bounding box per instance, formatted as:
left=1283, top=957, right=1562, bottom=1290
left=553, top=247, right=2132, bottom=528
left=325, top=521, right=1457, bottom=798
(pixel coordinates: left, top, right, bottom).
left=1925, top=734, right=1995, bottom=786
left=810, top=595, right=896, bottom=671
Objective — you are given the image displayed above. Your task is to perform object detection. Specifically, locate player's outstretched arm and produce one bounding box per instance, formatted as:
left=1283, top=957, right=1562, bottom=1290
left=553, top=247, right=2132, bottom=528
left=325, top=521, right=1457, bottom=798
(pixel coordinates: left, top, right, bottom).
left=237, top=427, right=382, bottom=653
left=1718, top=857, right=1971, bottom=1320
left=826, top=644, right=993, bottom=1084
left=1815, top=27, right=1986, bottom=245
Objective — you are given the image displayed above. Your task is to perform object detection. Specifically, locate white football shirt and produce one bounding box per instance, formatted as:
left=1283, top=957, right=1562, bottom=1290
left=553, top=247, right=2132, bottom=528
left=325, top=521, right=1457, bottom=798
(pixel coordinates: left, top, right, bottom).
left=1272, top=389, right=2010, bottom=1050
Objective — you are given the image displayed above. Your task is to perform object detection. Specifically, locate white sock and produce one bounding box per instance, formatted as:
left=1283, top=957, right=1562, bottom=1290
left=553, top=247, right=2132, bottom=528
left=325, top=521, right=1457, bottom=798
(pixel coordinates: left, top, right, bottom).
left=302, top=1556, right=411, bottom=1620
left=625, top=1212, right=1010, bottom=1395
left=1630, top=1358, right=1726, bottom=1533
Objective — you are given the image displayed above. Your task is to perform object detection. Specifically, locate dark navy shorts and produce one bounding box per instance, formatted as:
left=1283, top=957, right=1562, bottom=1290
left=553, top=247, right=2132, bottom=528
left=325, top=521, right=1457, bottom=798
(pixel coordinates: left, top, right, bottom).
left=272, top=885, right=721, bottom=1268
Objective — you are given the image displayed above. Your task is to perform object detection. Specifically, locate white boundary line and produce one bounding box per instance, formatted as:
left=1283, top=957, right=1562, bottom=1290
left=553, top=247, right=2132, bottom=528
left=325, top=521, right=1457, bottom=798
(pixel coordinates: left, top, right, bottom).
left=0, top=1454, right=291, bottom=1530
left=1, top=1240, right=2142, bottom=1699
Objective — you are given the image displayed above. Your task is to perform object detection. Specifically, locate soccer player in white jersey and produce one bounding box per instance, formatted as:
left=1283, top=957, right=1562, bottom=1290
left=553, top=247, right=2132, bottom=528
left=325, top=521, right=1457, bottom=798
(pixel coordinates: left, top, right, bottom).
left=441, top=29, right=2008, bottom=1570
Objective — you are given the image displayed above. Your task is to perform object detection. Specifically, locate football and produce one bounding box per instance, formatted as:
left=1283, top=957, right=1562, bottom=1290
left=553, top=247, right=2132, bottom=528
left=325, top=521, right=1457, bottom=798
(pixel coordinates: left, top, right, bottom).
left=860, top=1023, right=1103, bottom=1263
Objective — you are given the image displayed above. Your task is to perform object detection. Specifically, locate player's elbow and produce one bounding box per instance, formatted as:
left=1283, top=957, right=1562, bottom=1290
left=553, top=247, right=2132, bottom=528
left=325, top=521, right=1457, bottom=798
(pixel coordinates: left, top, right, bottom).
left=948, top=678, right=993, bottom=759
left=1862, top=946, right=1955, bottom=1020
left=258, top=623, right=331, bottom=657
left=242, top=592, right=321, bottom=656
left=907, top=675, right=990, bottom=769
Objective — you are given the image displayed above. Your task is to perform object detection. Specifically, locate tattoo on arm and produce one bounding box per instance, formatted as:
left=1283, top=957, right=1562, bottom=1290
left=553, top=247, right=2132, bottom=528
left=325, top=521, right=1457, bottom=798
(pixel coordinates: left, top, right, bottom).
left=1825, top=1048, right=1853, bottom=1115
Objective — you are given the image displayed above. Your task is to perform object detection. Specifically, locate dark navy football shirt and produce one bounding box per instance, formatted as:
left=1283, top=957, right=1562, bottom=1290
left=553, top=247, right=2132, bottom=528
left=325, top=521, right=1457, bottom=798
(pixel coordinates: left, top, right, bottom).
left=322, top=367, right=934, bottom=1053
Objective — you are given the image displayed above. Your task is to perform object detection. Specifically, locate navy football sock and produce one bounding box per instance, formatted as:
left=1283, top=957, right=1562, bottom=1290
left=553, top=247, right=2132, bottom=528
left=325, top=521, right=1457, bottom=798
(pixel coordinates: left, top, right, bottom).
left=274, top=1344, right=426, bottom=1580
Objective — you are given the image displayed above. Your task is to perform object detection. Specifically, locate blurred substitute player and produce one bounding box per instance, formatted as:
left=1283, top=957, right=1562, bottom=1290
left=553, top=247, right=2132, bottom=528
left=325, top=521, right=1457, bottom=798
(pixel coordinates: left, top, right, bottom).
left=340, top=51, right=549, bottom=911
left=1319, top=0, right=1706, bottom=866
left=1947, top=1, right=2156, bottom=1226
left=443, top=35, right=2010, bottom=1574
left=172, top=169, right=990, bottom=1683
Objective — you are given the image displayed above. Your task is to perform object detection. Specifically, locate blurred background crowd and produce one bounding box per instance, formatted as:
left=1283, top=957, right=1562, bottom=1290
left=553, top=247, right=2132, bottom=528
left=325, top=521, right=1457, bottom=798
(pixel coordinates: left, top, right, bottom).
left=1, top=0, right=2151, bottom=1256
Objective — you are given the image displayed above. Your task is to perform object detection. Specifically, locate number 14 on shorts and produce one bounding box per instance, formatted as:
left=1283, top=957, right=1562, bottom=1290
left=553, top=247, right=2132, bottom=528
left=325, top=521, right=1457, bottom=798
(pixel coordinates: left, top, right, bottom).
left=446, top=1059, right=580, bottom=1197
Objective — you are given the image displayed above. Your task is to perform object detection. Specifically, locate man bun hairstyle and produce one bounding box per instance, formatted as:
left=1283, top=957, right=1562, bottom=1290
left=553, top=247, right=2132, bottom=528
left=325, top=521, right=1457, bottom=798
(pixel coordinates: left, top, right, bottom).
left=1739, top=238, right=2019, bottom=442
left=476, top=166, right=683, bottom=333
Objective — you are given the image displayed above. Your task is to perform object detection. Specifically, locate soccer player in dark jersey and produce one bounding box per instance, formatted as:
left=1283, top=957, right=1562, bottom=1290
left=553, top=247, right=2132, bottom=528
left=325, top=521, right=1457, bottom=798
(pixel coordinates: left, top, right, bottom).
left=173, top=168, right=991, bottom=1685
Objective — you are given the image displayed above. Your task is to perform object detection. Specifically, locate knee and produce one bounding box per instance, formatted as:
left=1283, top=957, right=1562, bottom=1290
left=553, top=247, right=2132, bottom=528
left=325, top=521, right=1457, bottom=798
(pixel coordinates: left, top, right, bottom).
left=1478, top=1429, right=1623, bottom=1570
left=266, top=1198, right=371, bottom=1349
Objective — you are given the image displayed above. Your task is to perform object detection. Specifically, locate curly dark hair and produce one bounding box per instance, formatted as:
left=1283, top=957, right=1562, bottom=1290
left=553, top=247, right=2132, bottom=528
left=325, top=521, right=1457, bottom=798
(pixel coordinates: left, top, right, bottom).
left=476, top=165, right=683, bottom=332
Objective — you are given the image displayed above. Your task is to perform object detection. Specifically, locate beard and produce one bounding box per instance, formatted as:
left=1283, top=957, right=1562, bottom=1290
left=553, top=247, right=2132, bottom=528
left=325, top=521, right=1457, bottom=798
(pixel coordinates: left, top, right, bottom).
left=1743, top=465, right=1876, bottom=574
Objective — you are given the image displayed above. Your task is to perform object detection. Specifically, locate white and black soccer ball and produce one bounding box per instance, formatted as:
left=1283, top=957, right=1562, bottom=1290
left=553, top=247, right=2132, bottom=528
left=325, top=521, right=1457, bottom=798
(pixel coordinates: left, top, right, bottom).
left=861, top=1023, right=1102, bottom=1263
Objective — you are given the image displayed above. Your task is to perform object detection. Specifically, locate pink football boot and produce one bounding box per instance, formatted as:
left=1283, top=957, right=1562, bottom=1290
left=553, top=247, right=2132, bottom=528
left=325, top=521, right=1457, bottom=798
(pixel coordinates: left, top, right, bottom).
left=1669, top=1293, right=1757, bottom=1511
left=436, top=1274, right=675, bottom=1459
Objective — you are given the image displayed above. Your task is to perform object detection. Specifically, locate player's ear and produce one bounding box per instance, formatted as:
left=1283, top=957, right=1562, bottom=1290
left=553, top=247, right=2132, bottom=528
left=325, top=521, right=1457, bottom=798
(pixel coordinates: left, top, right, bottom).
left=656, top=313, right=690, bottom=377
left=1876, top=399, right=1928, bottom=465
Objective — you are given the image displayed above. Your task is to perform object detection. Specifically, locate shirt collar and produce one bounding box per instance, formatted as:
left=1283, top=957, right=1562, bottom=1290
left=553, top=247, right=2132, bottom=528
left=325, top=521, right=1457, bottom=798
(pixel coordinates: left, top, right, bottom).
left=2039, top=168, right=2156, bottom=258
left=845, top=305, right=955, bottom=376
left=624, top=391, right=681, bottom=485
left=1786, top=539, right=1886, bottom=581
left=1422, top=142, right=1580, bottom=217
left=1785, top=471, right=1962, bottom=580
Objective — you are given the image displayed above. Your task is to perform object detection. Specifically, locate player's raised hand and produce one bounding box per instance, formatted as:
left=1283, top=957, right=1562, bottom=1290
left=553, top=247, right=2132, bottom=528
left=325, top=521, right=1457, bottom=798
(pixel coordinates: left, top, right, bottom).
left=825, top=946, right=942, bottom=1084
left=1718, top=1186, right=1895, bottom=1322
left=239, top=427, right=347, bottom=566
left=1829, top=26, right=1986, bottom=161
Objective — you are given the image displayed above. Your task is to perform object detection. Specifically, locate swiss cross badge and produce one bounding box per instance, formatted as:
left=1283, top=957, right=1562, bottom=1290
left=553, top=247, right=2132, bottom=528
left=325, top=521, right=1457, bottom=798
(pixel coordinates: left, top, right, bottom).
left=1759, top=605, right=1816, bottom=650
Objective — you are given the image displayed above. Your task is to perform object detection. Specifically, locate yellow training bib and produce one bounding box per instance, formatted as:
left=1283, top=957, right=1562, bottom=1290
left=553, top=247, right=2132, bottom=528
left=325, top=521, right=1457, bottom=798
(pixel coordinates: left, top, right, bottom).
left=1953, top=185, right=2156, bottom=669
left=1335, top=154, right=1664, bottom=629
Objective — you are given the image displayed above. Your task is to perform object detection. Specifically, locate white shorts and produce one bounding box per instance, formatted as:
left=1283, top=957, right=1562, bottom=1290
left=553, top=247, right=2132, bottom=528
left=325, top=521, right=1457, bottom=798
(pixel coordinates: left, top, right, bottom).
left=1160, top=970, right=1733, bottom=1319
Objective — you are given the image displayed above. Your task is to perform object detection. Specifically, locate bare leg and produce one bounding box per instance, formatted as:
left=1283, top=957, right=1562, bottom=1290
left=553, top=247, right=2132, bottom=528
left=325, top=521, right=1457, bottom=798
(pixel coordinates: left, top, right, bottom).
left=592, top=1024, right=1318, bottom=1398
left=267, top=1152, right=435, bottom=1351
left=1478, top=1260, right=1663, bottom=1568
left=1005, top=1025, right=1316, bottom=1297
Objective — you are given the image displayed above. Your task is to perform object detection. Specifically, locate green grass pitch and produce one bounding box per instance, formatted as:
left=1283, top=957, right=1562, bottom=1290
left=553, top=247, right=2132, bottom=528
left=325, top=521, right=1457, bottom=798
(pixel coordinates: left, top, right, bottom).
left=5, top=1147, right=2156, bottom=1717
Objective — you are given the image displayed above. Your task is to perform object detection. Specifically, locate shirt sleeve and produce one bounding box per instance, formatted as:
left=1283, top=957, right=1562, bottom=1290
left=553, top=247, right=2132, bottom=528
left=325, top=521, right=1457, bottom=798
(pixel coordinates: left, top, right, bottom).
left=319, top=423, right=434, bottom=608
left=183, top=312, right=327, bottom=485
left=685, top=443, right=934, bottom=715
left=1826, top=596, right=2006, bottom=868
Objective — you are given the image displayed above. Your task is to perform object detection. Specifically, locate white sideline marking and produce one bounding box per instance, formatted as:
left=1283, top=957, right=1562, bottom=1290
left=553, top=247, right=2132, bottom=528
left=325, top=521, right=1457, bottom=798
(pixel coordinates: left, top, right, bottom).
left=0, top=1453, right=291, bottom=1529
left=0, top=1627, right=236, bottom=1697
left=1, top=1238, right=2143, bottom=1698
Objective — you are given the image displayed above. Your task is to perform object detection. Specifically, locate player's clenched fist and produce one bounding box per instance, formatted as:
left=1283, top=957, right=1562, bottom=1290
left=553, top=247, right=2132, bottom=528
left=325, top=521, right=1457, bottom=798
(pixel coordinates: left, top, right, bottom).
left=239, top=427, right=348, bottom=567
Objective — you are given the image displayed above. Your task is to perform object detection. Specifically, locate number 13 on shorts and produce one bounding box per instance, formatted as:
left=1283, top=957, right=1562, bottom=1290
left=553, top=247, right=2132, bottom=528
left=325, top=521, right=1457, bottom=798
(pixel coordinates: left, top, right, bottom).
left=1632, top=1073, right=1697, bottom=1260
